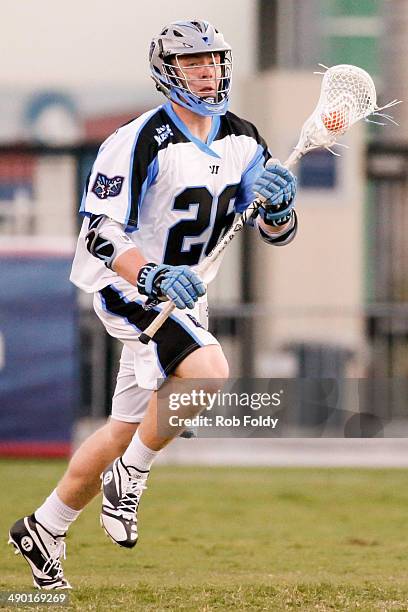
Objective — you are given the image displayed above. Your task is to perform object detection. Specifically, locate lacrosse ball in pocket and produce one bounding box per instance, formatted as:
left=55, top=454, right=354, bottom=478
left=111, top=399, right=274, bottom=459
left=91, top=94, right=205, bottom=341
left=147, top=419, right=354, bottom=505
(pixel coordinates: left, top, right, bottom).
left=322, top=110, right=347, bottom=133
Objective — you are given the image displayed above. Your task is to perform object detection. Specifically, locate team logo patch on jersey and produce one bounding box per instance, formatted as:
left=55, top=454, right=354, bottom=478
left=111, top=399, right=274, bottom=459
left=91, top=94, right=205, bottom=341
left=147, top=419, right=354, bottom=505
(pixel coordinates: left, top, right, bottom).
left=92, top=173, right=124, bottom=200
left=154, top=124, right=173, bottom=146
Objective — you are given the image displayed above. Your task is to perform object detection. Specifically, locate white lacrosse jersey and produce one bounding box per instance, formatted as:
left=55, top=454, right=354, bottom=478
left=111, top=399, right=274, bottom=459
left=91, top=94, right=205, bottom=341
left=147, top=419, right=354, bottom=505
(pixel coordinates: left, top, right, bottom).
left=70, top=101, right=270, bottom=293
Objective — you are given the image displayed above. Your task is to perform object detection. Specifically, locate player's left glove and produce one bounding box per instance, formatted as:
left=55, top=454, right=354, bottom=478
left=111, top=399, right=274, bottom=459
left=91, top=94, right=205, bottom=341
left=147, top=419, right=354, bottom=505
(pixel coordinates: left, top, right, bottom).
left=254, top=162, right=297, bottom=227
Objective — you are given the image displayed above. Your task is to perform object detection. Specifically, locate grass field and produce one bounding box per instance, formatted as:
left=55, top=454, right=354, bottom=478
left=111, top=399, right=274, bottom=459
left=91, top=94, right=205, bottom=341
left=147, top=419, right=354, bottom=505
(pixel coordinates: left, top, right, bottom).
left=1, top=460, right=408, bottom=611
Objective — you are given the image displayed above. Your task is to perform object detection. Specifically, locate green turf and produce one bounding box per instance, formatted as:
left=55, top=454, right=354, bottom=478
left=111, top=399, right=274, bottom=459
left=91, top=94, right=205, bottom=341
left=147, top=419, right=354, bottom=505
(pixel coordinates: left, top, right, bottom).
left=1, top=460, right=408, bottom=610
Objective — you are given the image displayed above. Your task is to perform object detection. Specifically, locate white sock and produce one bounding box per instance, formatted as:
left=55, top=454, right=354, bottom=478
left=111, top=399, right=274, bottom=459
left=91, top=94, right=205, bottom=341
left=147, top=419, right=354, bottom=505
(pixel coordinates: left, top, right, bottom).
left=122, top=430, right=159, bottom=472
left=35, top=489, right=82, bottom=536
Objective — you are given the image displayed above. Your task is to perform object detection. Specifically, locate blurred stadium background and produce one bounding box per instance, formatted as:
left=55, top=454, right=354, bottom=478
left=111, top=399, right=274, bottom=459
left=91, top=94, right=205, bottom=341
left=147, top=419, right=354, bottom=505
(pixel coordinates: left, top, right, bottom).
left=1, top=0, right=408, bottom=460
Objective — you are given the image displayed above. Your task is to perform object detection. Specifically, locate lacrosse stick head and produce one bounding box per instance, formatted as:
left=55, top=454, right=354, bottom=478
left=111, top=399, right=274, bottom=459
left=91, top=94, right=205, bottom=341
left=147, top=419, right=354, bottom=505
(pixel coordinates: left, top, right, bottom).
left=292, top=64, right=401, bottom=158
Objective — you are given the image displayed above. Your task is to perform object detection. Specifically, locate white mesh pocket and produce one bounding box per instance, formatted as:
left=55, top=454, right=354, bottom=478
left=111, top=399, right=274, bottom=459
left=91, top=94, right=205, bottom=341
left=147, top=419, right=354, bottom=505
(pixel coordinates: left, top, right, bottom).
left=287, top=64, right=401, bottom=161
left=318, top=65, right=377, bottom=135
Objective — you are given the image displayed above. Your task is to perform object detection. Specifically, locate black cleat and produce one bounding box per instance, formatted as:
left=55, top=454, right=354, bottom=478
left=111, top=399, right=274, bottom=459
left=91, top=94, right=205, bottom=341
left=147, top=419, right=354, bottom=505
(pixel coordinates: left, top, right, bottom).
left=8, top=515, right=71, bottom=590
left=100, top=457, right=148, bottom=548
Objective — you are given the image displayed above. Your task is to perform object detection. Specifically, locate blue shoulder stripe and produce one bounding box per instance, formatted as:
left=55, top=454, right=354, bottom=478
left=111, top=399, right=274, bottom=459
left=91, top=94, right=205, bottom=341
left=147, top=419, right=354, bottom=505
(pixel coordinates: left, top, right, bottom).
left=125, top=107, right=165, bottom=228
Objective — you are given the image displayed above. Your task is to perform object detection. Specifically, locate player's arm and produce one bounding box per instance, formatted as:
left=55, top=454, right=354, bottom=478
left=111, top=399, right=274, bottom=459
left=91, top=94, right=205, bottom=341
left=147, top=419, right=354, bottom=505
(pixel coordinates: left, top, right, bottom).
left=112, top=248, right=146, bottom=285
left=85, top=215, right=205, bottom=309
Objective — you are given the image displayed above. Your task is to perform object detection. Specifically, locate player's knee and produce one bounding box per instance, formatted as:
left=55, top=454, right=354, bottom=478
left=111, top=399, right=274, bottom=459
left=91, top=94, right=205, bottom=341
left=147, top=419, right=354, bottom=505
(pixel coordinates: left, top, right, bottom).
left=175, top=351, right=229, bottom=418
left=198, top=350, right=229, bottom=382
left=200, top=358, right=229, bottom=381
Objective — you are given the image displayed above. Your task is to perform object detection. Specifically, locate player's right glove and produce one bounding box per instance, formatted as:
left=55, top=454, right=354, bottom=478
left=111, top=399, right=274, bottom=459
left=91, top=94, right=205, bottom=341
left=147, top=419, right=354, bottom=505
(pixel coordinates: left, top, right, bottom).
left=137, top=263, right=206, bottom=310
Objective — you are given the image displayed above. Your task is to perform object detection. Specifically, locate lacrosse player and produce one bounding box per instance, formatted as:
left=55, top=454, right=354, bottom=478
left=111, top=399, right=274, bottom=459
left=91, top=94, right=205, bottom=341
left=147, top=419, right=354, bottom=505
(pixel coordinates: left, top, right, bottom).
left=9, top=20, right=297, bottom=589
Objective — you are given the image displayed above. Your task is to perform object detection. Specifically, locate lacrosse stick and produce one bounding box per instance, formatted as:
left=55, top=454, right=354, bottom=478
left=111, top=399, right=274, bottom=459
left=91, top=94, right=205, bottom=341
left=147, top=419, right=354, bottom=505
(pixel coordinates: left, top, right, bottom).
left=138, top=64, right=401, bottom=345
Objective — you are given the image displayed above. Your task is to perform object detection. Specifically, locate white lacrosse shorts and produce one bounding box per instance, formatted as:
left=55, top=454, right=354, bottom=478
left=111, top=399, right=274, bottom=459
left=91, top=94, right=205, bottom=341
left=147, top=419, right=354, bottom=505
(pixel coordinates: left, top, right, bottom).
left=111, top=344, right=153, bottom=422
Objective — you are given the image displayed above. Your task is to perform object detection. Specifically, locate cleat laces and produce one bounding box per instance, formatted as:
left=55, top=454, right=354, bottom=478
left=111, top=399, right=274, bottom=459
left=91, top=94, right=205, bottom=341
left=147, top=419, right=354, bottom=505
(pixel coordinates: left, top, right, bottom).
left=42, top=540, right=66, bottom=579
left=117, top=476, right=147, bottom=520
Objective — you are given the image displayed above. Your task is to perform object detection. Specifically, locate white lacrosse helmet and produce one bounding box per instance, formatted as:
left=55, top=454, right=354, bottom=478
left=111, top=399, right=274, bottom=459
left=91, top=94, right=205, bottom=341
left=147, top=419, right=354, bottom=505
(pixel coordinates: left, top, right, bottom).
left=149, top=20, right=233, bottom=116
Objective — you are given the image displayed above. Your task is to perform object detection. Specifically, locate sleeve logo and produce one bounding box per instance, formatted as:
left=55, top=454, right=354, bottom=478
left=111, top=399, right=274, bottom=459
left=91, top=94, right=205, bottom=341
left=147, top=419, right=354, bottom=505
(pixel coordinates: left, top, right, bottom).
left=91, top=173, right=124, bottom=200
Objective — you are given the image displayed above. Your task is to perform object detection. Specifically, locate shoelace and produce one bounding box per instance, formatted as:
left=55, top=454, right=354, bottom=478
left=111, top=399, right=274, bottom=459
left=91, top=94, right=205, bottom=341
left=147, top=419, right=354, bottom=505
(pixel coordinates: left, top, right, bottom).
left=42, top=540, right=66, bottom=579
left=118, top=476, right=148, bottom=520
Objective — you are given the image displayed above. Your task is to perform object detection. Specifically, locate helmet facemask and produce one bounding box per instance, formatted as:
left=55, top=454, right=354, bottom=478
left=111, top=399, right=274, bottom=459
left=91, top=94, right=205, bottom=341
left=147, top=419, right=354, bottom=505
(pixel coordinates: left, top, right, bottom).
left=162, top=51, right=232, bottom=113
